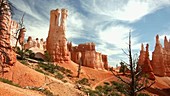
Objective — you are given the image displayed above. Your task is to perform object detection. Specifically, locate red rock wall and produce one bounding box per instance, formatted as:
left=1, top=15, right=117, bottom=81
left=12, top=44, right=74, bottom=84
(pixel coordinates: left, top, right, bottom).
left=102, top=55, right=108, bottom=70
left=70, top=42, right=108, bottom=70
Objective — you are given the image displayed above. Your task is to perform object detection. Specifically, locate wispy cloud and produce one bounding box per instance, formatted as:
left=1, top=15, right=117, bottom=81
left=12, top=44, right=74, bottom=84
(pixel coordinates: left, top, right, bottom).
left=80, top=0, right=170, bottom=22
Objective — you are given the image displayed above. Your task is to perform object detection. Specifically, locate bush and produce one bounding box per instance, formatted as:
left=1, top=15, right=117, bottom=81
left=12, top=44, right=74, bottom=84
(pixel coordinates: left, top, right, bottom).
left=0, top=78, right=21, bottom=88
left=44, top=51, right=51, bottom=62
left=83, top=88, right=98, bottom=96
left=76, top=78, right=90, bottom=86
left=38, top=62, right=56, bottom=74
left=30, top=87, right=54, bottom=96
left=37, top=62, right=73, bottom=78
left=35, top=68, right=48, bottom=75
left=103, top=82, right=110, bottom=85
left=29, top=53, right=35, bottom=59
left=18, top=60, right=29, bottom=65
left=81, top=81, right=121, bottom=96
left=110, top=81, right=127, bottom=94
left=95, top=83, right=116, bottom=95
left=55, top=72, right=64, bottom=80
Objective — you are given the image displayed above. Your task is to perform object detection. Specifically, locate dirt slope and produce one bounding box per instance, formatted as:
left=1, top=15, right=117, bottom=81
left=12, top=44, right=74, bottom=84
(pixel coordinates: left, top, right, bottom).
left=0, top=61, right=84, bottom=96
left=0, top=82, right=44, bottom=96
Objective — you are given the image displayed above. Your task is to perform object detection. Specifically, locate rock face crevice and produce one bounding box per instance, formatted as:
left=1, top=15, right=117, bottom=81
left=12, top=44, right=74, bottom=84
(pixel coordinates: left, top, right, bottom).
left=138, top=35, right=170, bottom=77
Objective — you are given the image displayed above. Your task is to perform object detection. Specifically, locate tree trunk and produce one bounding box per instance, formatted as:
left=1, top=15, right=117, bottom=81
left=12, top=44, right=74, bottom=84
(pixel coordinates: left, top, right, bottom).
left=77, top=57, right=82, bottom=78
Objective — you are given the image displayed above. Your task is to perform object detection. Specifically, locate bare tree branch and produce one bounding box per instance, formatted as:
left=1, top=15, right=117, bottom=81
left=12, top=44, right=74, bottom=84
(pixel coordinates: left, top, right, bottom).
left=136, top=81, right=155, bottom=93
left=121, top=48, right=129, bottom=56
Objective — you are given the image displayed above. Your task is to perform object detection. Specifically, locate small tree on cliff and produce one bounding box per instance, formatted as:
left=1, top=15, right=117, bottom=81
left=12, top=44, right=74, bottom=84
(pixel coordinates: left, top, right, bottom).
left=119, top=61, right=128, bottom=75
left=111, top=32, right=155, bottom=96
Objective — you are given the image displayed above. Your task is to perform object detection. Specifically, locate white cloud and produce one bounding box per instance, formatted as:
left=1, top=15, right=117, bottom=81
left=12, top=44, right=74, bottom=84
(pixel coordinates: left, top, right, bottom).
left=80, top=0, right=170, bottom=22
left=66, top=11, right=85, bottom=39
left=98, top=25, right=136, bottom=49
left=96, top=43, right=123, bottom=56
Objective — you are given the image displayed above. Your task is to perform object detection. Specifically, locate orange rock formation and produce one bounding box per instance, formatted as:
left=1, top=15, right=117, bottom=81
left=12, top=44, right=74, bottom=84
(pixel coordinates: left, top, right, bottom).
left=139, top=34, right=170, bottom=77
left=46, top=8, right=70, bottom=62
left=0, top=0, right=16, bottom=69
left=68, top=42, right=108, bottom=70
left=46, top=8, right=108, bottom=70
left=138, top=44, right=155, bottom=80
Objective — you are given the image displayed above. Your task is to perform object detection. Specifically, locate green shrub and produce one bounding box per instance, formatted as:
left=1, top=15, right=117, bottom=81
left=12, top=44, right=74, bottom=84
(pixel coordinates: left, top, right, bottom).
left=83, top=88, right=98, bottom=96
left=44, top=51, right=51, bottom=62
left=110, top=81, right=127, bottom=94
left=35, top=68, right=48, bottom=75
left=82, top=82, right=121, bottom=96
left=0, top=78, right=21, bottom=88
left=109, top=92, right=121, bottom=96
left=18, top=60, right=29, bottom=65
left=37, top=62, right=72, bottom=78
left=76, top=78, right=90, bottom=86
left=38, top=62, right=56, bottom=74
left=29, top=53, right=35, bottom=59
left=55, top=72, right=64, bottom=80
left=103, top=82, right=110, bottom=85
left=30, top=87, right=54, bottom=96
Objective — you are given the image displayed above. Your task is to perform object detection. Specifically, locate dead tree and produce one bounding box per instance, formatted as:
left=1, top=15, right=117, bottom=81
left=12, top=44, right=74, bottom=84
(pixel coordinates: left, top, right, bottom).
left=14, top=13, right=25, bottom=49
left=111, top=32, right=155, bottom=96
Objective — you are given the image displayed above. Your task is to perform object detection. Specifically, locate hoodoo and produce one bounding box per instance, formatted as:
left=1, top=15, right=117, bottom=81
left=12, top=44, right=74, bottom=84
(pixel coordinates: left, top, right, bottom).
left=46, top=8, right=70, bottom=63
left=138, top=34, right=170, bottom=77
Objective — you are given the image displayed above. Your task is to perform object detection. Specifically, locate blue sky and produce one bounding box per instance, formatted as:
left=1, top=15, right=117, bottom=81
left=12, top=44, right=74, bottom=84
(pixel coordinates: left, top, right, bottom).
left=9, top=0, right=170, bottom=67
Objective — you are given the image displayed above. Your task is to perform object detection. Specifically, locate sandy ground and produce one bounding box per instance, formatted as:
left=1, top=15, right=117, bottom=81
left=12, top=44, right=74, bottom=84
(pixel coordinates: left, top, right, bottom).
left=0, top=82, right=44, bottom=96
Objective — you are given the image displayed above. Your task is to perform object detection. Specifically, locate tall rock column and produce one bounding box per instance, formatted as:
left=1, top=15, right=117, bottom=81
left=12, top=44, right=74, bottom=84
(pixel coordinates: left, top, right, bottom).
left=163, top=36, right=170, bottom=76
left=138, top=44, right=155, bottom=80
left=151, top=35, right=165, bottom=76
left=143, top=44, right=155, bottom=80
left=138, top=43, right=145, bottom=67
left=46, top=8, right=69, bottom=63
left=0, top=0, right=16, bottom=74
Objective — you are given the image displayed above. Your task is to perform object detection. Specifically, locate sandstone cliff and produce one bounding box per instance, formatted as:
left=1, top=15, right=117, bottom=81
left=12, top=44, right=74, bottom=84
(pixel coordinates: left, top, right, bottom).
left=68, top=42, right=108, bottom=70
